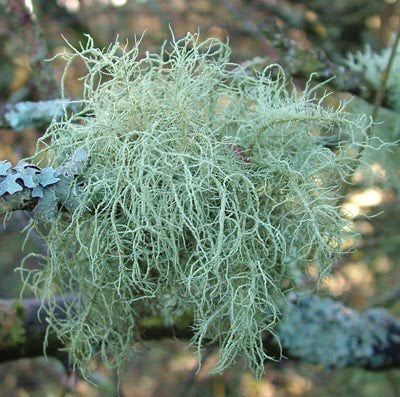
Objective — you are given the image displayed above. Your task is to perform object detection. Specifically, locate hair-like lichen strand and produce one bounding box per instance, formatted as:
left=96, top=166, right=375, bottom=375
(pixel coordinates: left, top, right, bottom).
left=24, top=32, right=369, bottom=378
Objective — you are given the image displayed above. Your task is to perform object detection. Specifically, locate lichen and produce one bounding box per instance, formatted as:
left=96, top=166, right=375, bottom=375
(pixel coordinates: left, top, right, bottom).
left=3, top=99, right=71, bottom=131
left=278, top=294, right=392, bottom=368
left=0, top=160, right=61, bottom=197
left=345, top=45, right=400, bottom=191
left=345, top=44, right=400, bottom=111
left=0, top=155, right=85, bottom=220
left=22, top=32, right=369, bottom=377
left=0, top=300, right=26, bottom=349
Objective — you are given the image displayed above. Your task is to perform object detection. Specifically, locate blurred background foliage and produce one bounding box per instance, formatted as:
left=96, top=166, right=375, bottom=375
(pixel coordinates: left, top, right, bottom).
left=1, top=0, right=400, bottom=396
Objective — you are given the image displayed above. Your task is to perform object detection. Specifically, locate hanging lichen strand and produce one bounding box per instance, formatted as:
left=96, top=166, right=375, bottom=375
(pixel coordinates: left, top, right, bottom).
left=25, top=33, right=368, bottom=377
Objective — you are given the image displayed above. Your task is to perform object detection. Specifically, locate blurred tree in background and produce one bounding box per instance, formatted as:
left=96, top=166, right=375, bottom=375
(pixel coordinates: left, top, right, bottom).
left=1, top=0, right=400, bottom=396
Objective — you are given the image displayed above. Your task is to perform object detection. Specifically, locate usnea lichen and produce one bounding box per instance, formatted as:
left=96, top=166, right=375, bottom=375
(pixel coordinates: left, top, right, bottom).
left=23, top=33, right=369, bottom=377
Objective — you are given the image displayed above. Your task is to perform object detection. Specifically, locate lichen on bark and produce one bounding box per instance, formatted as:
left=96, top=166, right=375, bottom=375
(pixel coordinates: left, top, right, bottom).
left=0, top=299, right=26, bottom=349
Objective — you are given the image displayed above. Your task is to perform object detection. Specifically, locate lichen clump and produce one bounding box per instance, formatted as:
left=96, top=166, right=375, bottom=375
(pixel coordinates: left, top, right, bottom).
left=27, top=33, right=368, bottom=376
left=278, top=294, right=391, bottom=369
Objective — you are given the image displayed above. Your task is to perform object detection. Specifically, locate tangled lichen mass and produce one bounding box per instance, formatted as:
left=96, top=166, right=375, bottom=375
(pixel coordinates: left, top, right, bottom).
left=26, top=32, right=368, bottom=377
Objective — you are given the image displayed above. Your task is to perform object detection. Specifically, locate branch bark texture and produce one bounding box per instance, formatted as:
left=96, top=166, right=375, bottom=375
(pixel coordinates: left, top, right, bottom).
left=1, top=294, right=400, bottom=371
left=6, top=0, right=59, bottom=99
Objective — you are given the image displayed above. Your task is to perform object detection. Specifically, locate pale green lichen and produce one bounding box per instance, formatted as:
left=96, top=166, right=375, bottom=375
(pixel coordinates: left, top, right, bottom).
left=23, top=32, right=369, bottom=377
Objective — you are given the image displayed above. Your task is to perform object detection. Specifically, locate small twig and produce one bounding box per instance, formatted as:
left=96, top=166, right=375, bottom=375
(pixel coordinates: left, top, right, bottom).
left=371, top=20, right=400, bottom=129
left=356, top=17, right=400, bottom=162
left=6, top=0, right=59, bottom=99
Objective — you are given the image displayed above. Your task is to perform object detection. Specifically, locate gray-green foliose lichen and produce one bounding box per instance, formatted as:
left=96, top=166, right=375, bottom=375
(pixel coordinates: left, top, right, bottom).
left=0, top=148, right=87, bottom=222
left=3, top=99, right=72, bottom=131
left=278, top=293, right=392, bottom=368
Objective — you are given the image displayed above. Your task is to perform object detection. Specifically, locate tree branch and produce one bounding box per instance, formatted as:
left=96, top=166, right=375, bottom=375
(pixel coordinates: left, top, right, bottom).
left=0, top=99, right=74, bottom=130
left=1, top=294, right=399, bottom=371
left=0, top=160, right=63, bottom=217
left=0, top=296, right=68, bottom=362
left=6, top=0, right=59, bottom=99
left=0, top=99, right=398, bottom=371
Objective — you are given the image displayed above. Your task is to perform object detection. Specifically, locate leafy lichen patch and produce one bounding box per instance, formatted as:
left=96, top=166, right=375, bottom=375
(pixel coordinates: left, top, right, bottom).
left=3, top=99, right=71, bottom=131
left=278, top=294, right=392, bottom=368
